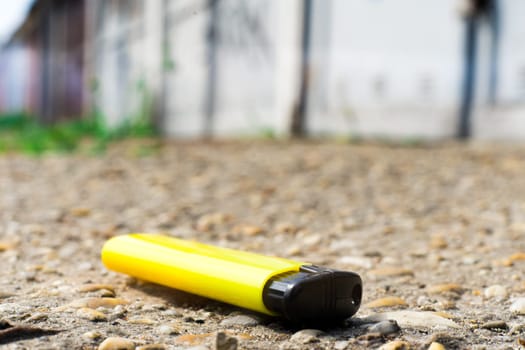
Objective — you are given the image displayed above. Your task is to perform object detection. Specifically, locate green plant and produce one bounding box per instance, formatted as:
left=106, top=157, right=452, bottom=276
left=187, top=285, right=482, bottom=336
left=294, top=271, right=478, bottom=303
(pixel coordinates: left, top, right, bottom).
left=0, top=109, right=156, bottom=155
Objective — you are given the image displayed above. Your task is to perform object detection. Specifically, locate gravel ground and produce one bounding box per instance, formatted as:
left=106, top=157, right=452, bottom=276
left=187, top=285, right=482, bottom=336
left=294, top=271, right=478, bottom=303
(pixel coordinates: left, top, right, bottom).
left=1, top=140, right=525, bottom=350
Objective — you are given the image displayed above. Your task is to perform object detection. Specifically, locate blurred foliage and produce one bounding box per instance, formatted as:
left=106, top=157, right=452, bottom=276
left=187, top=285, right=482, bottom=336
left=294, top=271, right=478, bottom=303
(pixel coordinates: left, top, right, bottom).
left=0, top=112, right=156, bottom=155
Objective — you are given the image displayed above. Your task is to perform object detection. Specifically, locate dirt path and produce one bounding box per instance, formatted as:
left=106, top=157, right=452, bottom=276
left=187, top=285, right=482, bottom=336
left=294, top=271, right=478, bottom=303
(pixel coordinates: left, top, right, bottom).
left=1, top=141, right=524, bottom=349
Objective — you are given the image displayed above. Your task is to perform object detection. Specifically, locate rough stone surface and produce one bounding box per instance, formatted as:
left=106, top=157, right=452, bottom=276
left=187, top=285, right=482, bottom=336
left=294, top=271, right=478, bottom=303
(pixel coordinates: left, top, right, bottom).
left=1, top=141, right=525, bottom=349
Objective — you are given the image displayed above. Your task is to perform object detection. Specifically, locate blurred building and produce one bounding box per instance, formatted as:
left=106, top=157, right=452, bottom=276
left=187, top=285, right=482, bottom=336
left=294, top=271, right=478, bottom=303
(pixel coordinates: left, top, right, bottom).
left=1, top=0, right=525, bottom=140
left=0, top=0, right=85, bottom=123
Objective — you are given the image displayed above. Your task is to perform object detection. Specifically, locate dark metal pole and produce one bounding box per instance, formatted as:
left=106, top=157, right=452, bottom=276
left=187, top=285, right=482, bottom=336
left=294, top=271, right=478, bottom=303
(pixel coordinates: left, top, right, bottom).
left=40, top=2, right=52, bottom=124
left=458, top=14, right=478, bottom=139
left=291, top=0, right=313, bottom=137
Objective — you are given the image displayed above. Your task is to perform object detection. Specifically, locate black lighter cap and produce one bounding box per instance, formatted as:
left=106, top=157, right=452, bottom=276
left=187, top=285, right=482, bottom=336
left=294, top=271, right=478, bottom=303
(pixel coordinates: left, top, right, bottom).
left=262, top=265, right=362, bottom=324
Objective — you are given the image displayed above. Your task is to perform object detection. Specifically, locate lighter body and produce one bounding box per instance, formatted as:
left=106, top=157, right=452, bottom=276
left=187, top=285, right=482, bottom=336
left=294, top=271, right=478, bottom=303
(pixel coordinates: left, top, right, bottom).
left=101, top=234, right=362, bottom=324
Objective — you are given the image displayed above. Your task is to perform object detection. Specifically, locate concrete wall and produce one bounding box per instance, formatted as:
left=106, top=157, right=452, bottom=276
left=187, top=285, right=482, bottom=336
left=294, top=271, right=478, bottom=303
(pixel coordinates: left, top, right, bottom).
left=85, top=0, right=148, bottom=127
left=162, top=0, right=303, bottom=137
left=307, top=0, right=463, bottom=139
left=84, top=0, right=525, bottom=140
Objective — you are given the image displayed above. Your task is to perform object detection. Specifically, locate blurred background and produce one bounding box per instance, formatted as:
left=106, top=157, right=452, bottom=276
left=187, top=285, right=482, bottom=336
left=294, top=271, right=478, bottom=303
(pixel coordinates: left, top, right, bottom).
left=1, top=0, right=525, bottom=145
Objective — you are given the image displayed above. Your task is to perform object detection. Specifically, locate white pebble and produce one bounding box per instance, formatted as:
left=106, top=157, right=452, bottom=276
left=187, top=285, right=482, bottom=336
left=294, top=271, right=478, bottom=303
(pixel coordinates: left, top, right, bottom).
left=98, top=337, right=135, bottom=350
left=290, top=329, right=323, bottom=344
left=484, top=285, right=508, bottom=299
left=510, top=298, right=525, bottom=315
left=157, top=324, right=179, bottom=335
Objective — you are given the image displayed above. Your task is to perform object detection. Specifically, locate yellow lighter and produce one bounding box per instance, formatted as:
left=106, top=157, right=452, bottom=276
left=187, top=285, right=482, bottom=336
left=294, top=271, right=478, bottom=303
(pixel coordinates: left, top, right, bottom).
left=101, top=234, right=362, bottom=324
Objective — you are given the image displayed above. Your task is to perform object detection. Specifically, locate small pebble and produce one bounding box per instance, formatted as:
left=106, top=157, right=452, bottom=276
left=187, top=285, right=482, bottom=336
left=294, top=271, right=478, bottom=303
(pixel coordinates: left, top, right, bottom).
left=334, top=340, right=350, bottom=350
left=82, top=331, right=103, bottom=341
left=285, top=245, right=302, bottom=256
left=71, top=207, right=91, bottom=217
left=196, top=213, right=230, bottom=231
left=427, top=342, right=446, bottom=350
left=128, top=318, right=157, bottom=325
left=509, top=298, right=525, bottom=314
left=98, top=337, right=135, bottom=350
left=275, top=223, right=299, bottom=234
left=0, top=292, right=14, bottom=299
left=26, top=312, right=48, bottom=322
left=508, top=252, right=525, bottom=263
left=215, top=331, right=238, bottom=350
left=142, top=303, right=168, bottom=311
left=157, top=324, right=179, bottom=335
left=79, top=284, right=116, bottom=294
left=175, top=333, right=213, bottom=345
left=379, top=340, right=411, bottom=350
left=220, top=314, right=260, bottom=327
left=368, top=320, right=401, bottom=335
left=509, top=323, right=525, bottom=335
left=162, top=309, right=182, bottom=317
left=481, top=320, right=508, bottom=330
left=484, top=285, right=508, bottom=299
left=303, top=234, right=322, bottom=246
left=0, top=242, right=13, bottom=252
left=290, top=329, right=323, bottom=344
left=427, top=284, right=464, bottom=294
left=77, top=307, right=108, bottom=322
left=430, top=235, right=448, bottom=249
left=69, top=297, right=128, bottom=309
left=432, top=311, right=455, bottom=319
left=234, top=224, right=264, bottom=236
left=365, top=297, right=407, bottom=308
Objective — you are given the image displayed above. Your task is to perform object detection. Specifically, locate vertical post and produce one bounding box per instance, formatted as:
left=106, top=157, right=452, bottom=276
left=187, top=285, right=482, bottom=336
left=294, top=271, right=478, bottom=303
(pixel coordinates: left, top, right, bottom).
left=40, top=1, right=52, bottom=124
left=204, top=0, right=219, bottom=137
left=458, top=14, right=478, bottom=139
left=487, top=0, right=500, bottom=106
left=290, top=0, right=312, bottom=137
left=83, top=0, right=96, bottom=119
left=144, top=0, right=164, bottom=131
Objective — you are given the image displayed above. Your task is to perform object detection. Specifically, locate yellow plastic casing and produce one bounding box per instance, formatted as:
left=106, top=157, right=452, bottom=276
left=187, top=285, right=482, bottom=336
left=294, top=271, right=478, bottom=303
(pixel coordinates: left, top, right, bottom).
left=101, top=234, right=304, bottom=315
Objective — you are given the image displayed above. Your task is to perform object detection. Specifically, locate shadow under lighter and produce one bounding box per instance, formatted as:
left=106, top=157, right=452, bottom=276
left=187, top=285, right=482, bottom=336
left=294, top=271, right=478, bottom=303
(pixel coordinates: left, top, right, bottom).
left=101, top=234, right=362, bottom=324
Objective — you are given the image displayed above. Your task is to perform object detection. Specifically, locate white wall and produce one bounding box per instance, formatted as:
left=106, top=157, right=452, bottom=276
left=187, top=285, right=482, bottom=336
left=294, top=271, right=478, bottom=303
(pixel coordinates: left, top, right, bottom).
left=87, top=1, right=150, bottom=128
left=86, top=0, right=525, bottom=140
left=162, top=0, right=303, bottom=137
left=211, top=0, right=303, bottom=137
left=307, top=0, right=463, bottom=139
left=163, top=0, right=211, bottom=137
